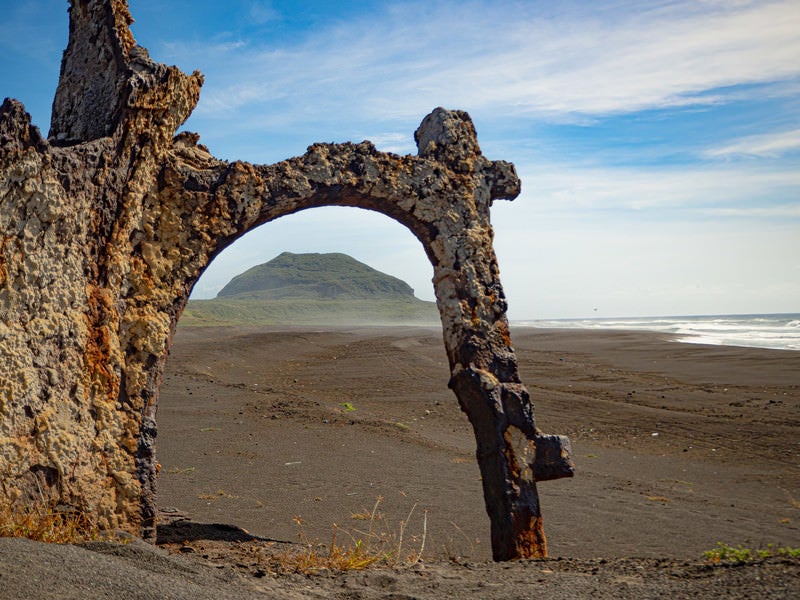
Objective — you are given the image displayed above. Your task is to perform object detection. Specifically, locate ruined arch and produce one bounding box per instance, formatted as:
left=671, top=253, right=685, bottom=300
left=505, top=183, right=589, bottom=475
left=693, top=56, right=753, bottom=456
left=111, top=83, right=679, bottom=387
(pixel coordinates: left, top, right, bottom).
left=187, top=155, right=444, bottom=303
left=0, top=0, right=572, bottom=560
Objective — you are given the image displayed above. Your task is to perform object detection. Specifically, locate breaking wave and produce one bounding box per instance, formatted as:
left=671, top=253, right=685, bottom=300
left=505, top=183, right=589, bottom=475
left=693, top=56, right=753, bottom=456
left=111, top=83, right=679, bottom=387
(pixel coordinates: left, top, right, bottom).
left=515, top=313, right=800, bottom=351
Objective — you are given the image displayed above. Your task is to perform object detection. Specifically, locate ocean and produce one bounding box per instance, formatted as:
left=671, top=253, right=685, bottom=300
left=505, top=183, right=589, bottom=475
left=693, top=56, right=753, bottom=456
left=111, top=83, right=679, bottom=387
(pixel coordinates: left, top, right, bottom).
left=515, top=313, right=800, bottom=352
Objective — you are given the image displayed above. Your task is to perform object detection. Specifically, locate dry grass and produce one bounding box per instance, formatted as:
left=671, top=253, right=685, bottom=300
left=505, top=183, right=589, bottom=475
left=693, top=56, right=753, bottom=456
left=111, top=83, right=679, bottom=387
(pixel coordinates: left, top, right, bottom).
left=198, top=489, right=240, bottom=501
left=0, top=501, right=101, bottom=544
left=253, top=496, right=428, bottom=574
left=351, top=510, right=382, bottom=521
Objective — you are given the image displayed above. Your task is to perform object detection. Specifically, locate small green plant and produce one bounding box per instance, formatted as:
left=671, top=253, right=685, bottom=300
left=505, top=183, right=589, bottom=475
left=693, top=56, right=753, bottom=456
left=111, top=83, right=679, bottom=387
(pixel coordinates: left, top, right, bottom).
left=704, top=542, right=752, bottom=564
left=704, top=542, right=800, bottom=564
left=339, top=402, right=356, bottom=412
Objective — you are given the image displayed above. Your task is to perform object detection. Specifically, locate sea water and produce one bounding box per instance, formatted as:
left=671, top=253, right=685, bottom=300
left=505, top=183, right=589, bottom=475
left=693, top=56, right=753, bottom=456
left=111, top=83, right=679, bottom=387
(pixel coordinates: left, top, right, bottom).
left=515, top=313, right=800, bottom=352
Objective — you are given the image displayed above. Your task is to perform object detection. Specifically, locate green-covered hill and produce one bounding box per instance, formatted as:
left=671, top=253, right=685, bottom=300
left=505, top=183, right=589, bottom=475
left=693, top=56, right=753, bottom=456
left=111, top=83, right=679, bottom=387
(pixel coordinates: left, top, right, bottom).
left=181, top=252, right=438, bottom=326
left=217, top=252, right=415, bottom=300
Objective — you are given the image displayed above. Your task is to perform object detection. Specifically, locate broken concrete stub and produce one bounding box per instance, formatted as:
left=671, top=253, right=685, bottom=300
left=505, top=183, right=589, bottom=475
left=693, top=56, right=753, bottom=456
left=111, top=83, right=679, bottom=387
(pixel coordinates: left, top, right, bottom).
left=0, top=0, right=573, bottom=560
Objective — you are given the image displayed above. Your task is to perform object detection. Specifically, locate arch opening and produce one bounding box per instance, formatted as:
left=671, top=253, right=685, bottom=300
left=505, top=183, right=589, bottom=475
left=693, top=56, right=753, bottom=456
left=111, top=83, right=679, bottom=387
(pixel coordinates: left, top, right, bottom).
left=155, top=207, right=490, bottom=558
left=190, top=206, right=436, bottom=305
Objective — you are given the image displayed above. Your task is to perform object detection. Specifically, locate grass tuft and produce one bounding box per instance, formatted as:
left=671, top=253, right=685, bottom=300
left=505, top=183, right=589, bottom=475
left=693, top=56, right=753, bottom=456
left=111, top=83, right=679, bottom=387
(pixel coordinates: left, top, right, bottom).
left=253, top=496, right=427, bottom=574
left=0, top=501, right=102, bottom=544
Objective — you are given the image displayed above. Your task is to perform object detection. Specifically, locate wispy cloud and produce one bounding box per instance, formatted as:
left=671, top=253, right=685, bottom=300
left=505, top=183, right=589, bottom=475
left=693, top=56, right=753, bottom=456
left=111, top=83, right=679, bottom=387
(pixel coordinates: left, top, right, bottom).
left=704, top=128, right=800, bottom=158
left=353, top=132, right=416, bottom=155
left=697, top=205, right=800, bottom=218
left=174, top=0, right=800, bottom=125
left=509, top=161, right=800, bottom=217
left=248, top=1, right=280, bottom=25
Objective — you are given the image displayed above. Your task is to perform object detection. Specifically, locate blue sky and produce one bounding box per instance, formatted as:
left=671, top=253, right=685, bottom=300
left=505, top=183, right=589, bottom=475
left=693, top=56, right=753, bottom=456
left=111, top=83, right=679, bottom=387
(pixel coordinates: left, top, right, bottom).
left=2, top=1, right=799, bottom=319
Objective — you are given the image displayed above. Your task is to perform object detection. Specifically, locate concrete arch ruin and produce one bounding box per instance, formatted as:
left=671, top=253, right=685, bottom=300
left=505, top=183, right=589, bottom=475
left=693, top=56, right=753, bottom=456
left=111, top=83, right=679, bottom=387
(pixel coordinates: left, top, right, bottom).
left=0, top=0, right=572, bottom=560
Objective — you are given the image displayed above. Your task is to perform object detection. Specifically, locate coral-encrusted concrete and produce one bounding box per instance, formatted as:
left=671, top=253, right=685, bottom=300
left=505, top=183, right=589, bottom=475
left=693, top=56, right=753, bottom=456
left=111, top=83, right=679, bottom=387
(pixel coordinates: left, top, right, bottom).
left=0, top=0, right=572, bottom=560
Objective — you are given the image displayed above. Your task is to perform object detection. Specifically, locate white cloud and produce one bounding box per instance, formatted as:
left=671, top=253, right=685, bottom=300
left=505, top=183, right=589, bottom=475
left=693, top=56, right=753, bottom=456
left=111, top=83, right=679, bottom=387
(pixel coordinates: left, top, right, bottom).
left=697, top=206, right=800, bottom=218
left=704, top=128, right=800, bottom=158
left=506, top=161, right=800, bottom=217
left=178, top=0, right=800, bottom=125
left=355, top=132, right=416, bottom=155
left=248, top=1, right=280, bottom=25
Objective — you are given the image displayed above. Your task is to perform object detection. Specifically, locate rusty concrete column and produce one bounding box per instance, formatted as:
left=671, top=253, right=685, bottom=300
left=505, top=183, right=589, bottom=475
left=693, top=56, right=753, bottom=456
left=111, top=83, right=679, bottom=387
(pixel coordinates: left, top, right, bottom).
left=0, top=0, right=572, bottom=560
left=413, top=109, right=574, bottom=559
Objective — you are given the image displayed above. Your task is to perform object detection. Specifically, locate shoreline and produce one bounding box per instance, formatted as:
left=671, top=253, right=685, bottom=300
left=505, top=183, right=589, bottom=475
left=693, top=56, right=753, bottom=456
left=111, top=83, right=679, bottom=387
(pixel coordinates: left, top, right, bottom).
left=512, top=312, right=800, bottom=352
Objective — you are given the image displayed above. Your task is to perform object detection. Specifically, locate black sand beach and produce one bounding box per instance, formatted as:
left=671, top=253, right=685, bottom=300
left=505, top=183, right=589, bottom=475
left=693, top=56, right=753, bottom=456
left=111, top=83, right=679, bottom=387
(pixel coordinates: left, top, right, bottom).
left=2, top=326, right=799, bottom=598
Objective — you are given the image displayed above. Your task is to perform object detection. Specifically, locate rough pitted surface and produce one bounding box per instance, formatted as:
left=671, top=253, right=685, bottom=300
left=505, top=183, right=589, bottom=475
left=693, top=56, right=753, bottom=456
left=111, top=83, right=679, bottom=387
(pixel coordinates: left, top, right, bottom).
left=0, top=0, right=572, bottom=560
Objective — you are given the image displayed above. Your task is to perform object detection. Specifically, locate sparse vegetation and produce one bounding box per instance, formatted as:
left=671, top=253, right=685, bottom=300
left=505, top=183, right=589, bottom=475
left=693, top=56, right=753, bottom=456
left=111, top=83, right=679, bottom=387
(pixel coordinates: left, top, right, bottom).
left=198, top=489, right=239, bottom=501
left=165, top=466, right=196, bottom=474
left=256, top=496, right=427, bottom=574
left=0, top=500, right=101, bottom=544
left=704, top=542, right=800, bottom=564
left=180, top=297, right=438, bottom=327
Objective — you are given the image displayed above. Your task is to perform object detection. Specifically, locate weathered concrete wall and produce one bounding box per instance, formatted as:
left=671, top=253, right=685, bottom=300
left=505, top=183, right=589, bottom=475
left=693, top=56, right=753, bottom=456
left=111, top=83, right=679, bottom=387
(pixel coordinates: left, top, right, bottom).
left=0, top=0, right=572, bottom=560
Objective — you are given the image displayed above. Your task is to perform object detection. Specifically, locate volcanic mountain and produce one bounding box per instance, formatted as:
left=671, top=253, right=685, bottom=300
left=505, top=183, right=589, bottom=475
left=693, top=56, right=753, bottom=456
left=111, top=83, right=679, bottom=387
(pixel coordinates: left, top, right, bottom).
left=182, top=252, right=438, bottom=326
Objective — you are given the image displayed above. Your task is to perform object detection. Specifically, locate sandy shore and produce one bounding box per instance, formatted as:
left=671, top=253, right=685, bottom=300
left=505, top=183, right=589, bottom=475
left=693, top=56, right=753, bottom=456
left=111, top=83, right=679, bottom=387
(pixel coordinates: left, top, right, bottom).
left=155, top=326, right=800, bottom=558
left=2, top=326, right=798, bottom=598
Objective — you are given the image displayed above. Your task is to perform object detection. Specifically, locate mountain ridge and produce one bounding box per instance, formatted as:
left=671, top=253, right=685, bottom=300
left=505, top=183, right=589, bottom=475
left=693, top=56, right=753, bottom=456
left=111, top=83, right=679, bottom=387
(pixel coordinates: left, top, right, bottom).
left=217, top=252, right=417, bottom=300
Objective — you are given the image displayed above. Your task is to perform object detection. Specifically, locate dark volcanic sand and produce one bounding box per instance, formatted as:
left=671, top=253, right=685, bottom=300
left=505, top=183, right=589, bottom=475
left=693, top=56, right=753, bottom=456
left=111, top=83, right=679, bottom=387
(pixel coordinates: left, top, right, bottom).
left=2, top=326, right=798, bottom=598
left=155, top=326, right=800, bottom=559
